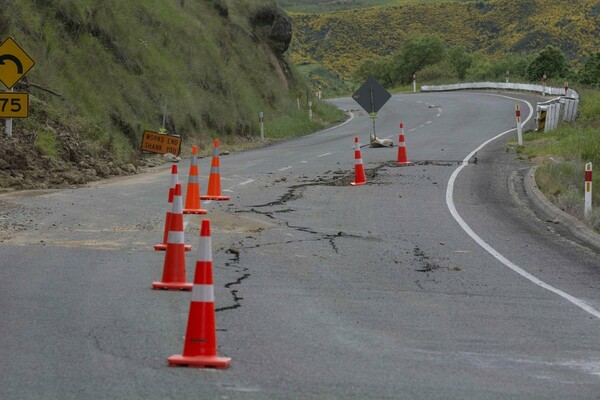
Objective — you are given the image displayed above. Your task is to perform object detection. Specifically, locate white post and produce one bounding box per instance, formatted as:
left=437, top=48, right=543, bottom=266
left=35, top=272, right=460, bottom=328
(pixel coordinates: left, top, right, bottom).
left=515, top=104, right=523, bottom=146
left=5, top=87, right=13, bottom=137
left=259, top=112, right=264, bottom=140
left=412, top=74, right=416, bottom=93
left=585, top=162, right=592, bottom=220
left=297, top=98, right=300, bottom=110
left=162, top=99, right=167, bottom=131
left=317, top=86, right=322, bottom=100
left=542, top=74, right=547, bottom=96
left=308, top=101, right=312, bottom=121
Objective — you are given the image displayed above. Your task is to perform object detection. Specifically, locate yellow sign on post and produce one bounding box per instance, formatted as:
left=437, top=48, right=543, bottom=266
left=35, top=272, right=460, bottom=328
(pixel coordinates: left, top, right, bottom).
left=0, top=92, right=28, bottom=118
left=141, top=130, right=182, bottom=156
left=0, top=37, right=35, bottom=89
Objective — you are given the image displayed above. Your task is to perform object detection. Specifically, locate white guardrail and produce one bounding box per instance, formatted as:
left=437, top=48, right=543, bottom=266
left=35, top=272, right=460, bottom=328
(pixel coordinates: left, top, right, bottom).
left=421, top=82, right=579, bottom=132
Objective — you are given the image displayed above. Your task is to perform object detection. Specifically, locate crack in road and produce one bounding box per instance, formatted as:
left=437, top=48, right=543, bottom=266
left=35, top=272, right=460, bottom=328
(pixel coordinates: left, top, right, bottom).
left=215, top=250, right=249, bottom=313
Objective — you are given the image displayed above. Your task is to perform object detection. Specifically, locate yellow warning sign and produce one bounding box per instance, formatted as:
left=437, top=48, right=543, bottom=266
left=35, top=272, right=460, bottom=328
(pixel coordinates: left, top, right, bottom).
left=141, top=130, right=182, bottom=156
left=0, top=37, right=35, bottom=89
left=0, top=92, right=28, bottom=118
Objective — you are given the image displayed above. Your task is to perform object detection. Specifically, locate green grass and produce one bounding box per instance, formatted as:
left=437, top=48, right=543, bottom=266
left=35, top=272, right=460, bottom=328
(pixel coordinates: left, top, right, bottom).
left=34, top=130, right=60, bottom=159
left=515, top=89, right=600, bottom=232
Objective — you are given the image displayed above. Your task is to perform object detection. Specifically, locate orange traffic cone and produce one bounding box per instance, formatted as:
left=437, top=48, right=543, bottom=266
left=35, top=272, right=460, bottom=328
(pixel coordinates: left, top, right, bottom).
left=153, top=183, right=193, bottom=291
left=350, top=137, right=367, bottom=186
left=397, top=122, right=414, bottom=166
left=201, top=139, right=230, bottom=201
left=155, top=165, right=191, bottom=252
left=183, top=146, right=208, bottom=215
left=168, top=219, right=232, bottom=368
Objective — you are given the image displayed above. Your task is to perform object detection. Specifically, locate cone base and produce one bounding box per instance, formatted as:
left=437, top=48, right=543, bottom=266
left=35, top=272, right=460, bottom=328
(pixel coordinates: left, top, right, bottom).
left=152, top=281, right=193, bottom=291
left=397, top=161, right=414, bottom=166
left=154, top=244, right=192, bottom=252
left=200, top=195, right=230, bottom=201
left=183, top=208, right=208, bottom=215
left=168, top=354, right=231, bottom=369
left=350, top=181, right=366, bottom=186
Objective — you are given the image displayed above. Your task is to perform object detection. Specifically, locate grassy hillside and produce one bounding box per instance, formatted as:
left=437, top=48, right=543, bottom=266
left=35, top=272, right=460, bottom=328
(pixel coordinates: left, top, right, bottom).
left=290, top=0, right=600, bottom=86
left=0, top=0, right=344, bottom=189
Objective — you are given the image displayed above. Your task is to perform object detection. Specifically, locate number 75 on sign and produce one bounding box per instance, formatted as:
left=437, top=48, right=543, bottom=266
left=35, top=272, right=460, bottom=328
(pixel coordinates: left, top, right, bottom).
left=0, top=92, right=28, bottom=118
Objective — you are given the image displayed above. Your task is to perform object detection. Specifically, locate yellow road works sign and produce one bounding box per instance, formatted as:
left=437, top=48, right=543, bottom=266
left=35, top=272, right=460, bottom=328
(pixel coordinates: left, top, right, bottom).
left=0, top=92, right=28, bottom=118
left=141, top=130, right=182, bottom=156
left=0, top=37, right=35, bottom=89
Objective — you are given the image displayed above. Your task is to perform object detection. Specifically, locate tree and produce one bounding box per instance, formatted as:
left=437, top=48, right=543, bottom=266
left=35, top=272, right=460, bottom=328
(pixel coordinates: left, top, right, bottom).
left=392, top=34, right=446, bottom=84
left=579, top=53, right=600, bottom=85
left=448, top=46, right=472, bottom=80
left=526, top=45, right=567, bottom=81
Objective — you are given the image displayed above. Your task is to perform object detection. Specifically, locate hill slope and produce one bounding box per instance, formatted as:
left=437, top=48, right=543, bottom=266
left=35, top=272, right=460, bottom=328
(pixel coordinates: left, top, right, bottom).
left=0, top=0, right=341, bottom=189
left=290, top=0, right=600, bottom=81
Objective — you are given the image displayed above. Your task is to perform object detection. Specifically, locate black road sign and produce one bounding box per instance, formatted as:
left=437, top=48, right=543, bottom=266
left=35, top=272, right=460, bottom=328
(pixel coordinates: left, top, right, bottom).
left=352, top=77, right=391, bottom=114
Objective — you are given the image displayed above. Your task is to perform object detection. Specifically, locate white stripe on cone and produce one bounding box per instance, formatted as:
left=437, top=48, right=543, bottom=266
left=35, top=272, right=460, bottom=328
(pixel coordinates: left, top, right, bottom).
left=198, top=236, right=212, bottom=262
left=168, top=231, right=185, bottom=244
left=191, top=284, right=215, bottom=302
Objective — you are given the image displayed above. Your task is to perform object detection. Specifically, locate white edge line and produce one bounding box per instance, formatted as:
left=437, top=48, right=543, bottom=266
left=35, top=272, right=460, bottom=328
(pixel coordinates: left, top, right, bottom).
left=446, top=94, right=600, bottom=320
left=239, top=179, right=254, bottom=186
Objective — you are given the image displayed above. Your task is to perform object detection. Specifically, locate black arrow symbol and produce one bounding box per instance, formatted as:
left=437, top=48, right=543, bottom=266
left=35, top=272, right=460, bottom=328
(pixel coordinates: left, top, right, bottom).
left=0, top=54, right=24, bottom=74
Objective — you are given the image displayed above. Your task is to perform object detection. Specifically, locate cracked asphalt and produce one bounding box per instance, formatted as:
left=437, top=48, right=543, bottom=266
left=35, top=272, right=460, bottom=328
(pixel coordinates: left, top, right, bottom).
left=1, top=92, right=599, bottom=399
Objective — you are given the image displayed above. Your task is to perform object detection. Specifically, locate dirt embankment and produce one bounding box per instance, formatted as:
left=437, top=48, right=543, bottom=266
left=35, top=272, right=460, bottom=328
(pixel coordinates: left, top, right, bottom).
left=0, top=128, right=170, bottom=191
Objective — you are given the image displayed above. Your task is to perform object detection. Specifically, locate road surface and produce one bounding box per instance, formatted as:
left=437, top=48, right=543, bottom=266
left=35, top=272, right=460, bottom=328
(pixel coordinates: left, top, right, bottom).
left=1, top=91, right=599, bottom=399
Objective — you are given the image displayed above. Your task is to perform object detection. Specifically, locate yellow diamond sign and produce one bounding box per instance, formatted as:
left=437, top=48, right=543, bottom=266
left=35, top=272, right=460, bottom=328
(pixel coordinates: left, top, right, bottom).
left=0, top=37, right=35, bottom=89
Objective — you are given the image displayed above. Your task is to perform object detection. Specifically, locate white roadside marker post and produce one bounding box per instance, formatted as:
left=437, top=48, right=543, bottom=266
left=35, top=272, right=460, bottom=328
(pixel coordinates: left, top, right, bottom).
left=412, top=74, right=416, bottom=93
left=259, top=112, right=264, bottom=141
left=308, top=101, right=312, bottom=121
left=585, top=162, right=593, bottom=221
left=515, top=104, right=523, bottom=146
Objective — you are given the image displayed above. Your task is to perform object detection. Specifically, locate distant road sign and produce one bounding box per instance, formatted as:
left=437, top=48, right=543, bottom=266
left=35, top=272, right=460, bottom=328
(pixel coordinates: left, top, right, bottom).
left=352, top=77, right=391, bottom=114
left=0, top=92, right=28, bottom=118
left=0, top=37, right=35, bottom=89
left=141, top=130, right=182, bottom=156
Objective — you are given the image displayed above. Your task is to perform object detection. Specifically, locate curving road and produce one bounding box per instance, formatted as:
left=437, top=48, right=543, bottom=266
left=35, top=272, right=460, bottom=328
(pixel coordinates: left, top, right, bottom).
left=1, top=91, right=599, bottom=399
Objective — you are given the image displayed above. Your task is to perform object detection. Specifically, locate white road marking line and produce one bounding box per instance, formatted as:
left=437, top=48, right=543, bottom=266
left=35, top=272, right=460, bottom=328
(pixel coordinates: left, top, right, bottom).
left=239, top=179, right=254, bottom=186
left=279, top=166, right=293, bottom=171
left=426, top=121, right=432, bottom=124
left=317, top=152, right=332, bottom=158
left=408, top=128, right=417, bottom=132
left=203, top=200, right=213, bottom=205
left=446, top=95, right=600, bottom=320
left=223, top=189, right=234, bottom=193
left=301, top=161, right=308, bottom=163
left=436, top=114, right=441, bottom=117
